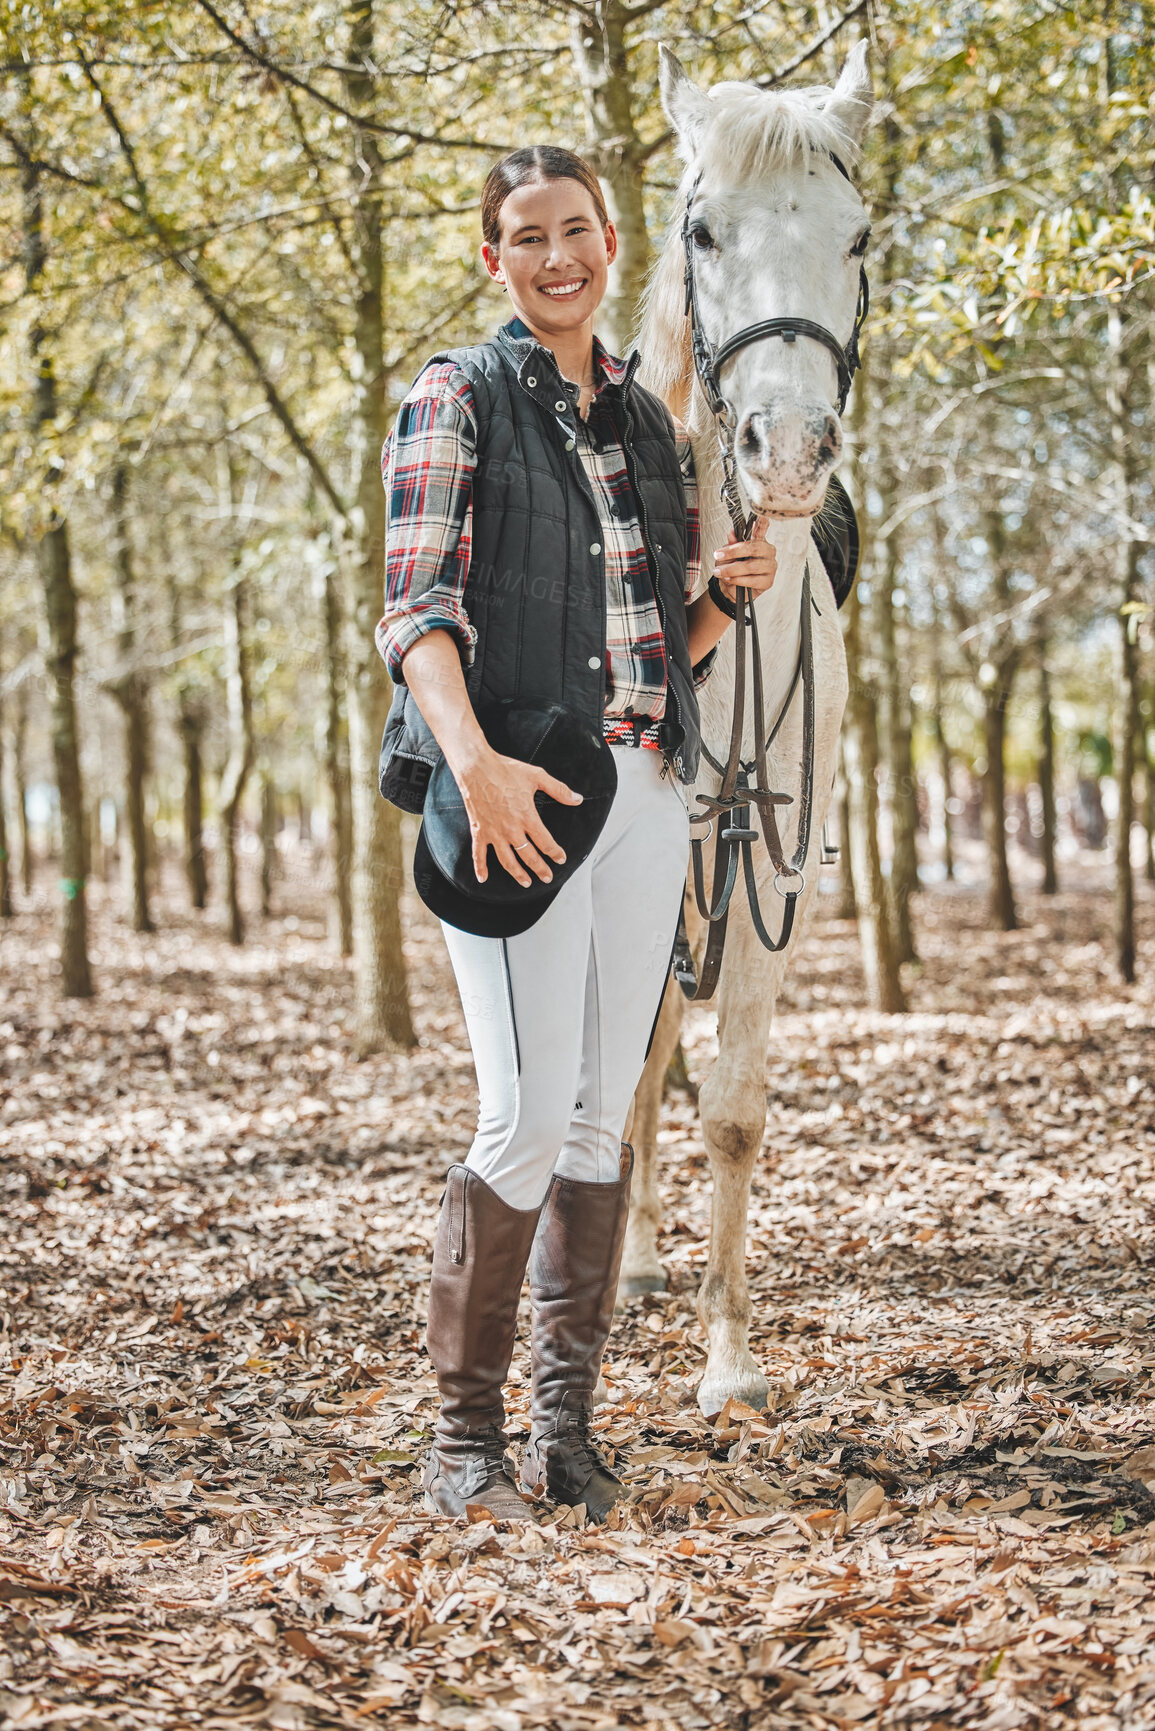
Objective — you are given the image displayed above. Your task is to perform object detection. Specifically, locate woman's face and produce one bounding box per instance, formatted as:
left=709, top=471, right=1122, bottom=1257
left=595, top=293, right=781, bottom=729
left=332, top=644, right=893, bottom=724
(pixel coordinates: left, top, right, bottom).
left=481, top=178, right=617, bottom=344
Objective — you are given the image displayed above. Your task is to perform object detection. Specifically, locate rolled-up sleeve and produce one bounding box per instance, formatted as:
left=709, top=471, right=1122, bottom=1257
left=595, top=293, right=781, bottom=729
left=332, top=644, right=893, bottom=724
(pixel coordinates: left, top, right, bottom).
left=375, top=364, right=480, bottom=684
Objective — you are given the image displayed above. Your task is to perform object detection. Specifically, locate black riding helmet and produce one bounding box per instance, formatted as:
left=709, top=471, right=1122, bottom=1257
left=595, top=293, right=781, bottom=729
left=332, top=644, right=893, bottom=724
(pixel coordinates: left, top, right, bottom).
left=413, top=700, right=618, bottom=939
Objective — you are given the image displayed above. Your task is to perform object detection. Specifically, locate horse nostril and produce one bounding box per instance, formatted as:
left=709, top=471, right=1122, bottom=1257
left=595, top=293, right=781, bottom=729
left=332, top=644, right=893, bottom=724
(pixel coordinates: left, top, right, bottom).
left=818, top=413, right=842, bottom=462
left=738, top=413, right=764, bottom=459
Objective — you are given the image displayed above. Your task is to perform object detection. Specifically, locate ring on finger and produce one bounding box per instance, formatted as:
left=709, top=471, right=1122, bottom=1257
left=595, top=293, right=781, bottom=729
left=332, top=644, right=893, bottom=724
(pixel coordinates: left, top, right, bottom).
left=512, top=842, right=531, bottom=853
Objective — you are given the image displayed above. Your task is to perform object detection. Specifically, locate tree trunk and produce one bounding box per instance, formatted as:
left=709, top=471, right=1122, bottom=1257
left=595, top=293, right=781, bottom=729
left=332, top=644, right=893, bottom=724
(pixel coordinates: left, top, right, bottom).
left=982, top=678, right=1017, bottom=931
left=260, top=766, right=277, bottom=919
left=1107, top=304, right=1139, bottom=983
left=569, top=2, right=651, bottom=352
left=872, top=499, right=917, bottom=964
left=166, top=569, right=209, bottom=910
left=323, top=553, right=354, bottom=956
left=932, top=657, right=954, bottom=883
left=834, top=746, right=856, bottom=920
left=1143, top=710, right=1155, bottom=885
left=343, top=0, right=415, bottom=1053
left=15, top=686, right=32, bottom=895
left=22, top=148, right=92, bottom=996
left=219, top=566, right=254, bottom=946
left=109, top=462, right=154, bottom=933
left=1113, top=624, right=1138, bottom=983
left=180, top=708, right=208, bottom=910
left=842, top=585, right=906, bottom=1012
left=0, top=692, right=12, bottom=918
left=1038, top=654, right=1058, bottom=895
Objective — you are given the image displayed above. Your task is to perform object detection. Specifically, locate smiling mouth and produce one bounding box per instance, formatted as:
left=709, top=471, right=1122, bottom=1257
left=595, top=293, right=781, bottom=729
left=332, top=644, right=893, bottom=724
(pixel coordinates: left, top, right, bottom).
left=539, top=279, right=587, bottom=300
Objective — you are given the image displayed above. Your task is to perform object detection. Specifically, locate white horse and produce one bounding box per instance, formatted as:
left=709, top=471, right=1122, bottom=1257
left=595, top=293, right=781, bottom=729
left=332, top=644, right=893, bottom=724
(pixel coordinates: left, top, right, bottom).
left=622, top=46, right=874, bottom=1416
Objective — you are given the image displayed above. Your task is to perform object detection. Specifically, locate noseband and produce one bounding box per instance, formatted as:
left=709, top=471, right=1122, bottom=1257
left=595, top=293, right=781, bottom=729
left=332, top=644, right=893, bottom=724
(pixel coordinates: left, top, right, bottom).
left=671, top=150, right=870, bottom=1001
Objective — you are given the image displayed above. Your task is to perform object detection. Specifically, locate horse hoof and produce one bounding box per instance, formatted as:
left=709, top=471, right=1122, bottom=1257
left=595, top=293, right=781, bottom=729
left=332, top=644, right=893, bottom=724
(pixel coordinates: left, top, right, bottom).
left=618, top=1271, right=668, bottom=1298
left=696, top=1367, right=770, bottom=1418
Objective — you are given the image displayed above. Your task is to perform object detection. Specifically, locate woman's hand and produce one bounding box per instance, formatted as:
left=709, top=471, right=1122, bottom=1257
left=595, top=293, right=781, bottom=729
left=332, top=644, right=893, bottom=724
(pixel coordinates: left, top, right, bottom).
left=399, top=631, right=583, bottom=889
left=456, top=747, right=583, bottom=889
left=712, top=516, right=777, bottom=600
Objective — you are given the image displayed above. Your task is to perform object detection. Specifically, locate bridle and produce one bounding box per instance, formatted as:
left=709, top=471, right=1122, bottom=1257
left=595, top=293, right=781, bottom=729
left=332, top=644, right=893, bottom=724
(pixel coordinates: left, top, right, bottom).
left=681, top=152, right=869, bottom=538
left=672, top=152, right=870, bottom=1002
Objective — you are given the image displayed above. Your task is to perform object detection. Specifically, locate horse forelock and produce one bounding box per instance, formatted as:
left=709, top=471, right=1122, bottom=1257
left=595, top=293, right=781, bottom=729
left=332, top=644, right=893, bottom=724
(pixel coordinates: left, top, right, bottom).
left=691, top=80, right=865, bottom=182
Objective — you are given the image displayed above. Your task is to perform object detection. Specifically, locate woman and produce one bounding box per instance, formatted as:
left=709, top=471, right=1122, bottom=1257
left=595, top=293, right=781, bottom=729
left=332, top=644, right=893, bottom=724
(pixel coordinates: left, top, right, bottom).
left=377, top=146, right=778, bottom=1522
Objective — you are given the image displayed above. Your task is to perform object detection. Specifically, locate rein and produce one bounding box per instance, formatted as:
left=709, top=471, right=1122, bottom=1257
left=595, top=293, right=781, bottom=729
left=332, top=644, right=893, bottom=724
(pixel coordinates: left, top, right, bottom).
left=673, top=154, right=869, bottom=1002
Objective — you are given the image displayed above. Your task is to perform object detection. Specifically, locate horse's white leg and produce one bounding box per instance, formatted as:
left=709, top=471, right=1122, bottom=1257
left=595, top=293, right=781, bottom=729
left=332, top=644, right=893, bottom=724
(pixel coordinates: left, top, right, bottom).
left=619, top=975, right=684, bottom=1297
left=695, top=937, right=780, bottom=1416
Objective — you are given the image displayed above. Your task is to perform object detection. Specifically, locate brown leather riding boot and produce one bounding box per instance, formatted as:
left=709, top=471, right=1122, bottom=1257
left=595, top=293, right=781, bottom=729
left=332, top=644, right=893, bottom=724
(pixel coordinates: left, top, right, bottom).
left=520, top=1144, right=633, bottom=1524
left=423, top=1165, right=541, bottom=1521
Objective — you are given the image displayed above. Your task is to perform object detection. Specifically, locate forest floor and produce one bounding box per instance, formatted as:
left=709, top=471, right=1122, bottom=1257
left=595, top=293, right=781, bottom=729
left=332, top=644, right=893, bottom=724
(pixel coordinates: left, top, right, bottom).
left=2, top=843, right=1155, bottom=1731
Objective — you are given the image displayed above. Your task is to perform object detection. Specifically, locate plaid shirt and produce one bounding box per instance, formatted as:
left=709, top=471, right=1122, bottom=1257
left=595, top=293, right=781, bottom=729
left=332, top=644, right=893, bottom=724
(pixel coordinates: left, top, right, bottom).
left=376, top=329, right=702, bottom=752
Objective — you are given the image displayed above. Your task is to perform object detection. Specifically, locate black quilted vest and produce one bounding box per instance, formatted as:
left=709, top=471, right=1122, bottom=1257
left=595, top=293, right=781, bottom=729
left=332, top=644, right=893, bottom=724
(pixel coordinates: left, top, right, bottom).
left=379, top=321, right=702, bottom=813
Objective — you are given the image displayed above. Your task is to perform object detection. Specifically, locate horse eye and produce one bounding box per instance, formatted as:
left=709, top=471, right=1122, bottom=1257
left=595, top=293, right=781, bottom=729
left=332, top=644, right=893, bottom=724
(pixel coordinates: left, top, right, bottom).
left=690, top=223, right=716, bottom=252
left=850, top=228, right=871, bottom=257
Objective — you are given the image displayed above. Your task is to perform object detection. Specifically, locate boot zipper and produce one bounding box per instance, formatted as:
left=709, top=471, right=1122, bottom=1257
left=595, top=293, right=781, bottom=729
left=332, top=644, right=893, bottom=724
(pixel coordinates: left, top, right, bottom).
left=450, top=1176, right=466, bottom=1264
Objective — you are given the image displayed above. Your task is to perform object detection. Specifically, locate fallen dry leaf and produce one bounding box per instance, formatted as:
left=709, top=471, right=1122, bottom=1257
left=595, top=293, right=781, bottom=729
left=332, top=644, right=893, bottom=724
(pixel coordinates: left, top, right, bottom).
left=1, top=865, right=1154, bottom=1729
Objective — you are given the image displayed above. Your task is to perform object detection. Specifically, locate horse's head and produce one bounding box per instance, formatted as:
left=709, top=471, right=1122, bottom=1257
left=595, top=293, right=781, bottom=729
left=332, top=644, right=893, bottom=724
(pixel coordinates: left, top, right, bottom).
left=659, top=46, right=874, bottom=518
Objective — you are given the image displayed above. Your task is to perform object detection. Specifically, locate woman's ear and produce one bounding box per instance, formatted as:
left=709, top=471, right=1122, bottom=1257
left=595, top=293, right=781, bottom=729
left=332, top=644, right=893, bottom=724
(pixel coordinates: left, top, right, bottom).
left=604, top=221, right=618, bottom=267
left=481, top=241, right=504, bottom=285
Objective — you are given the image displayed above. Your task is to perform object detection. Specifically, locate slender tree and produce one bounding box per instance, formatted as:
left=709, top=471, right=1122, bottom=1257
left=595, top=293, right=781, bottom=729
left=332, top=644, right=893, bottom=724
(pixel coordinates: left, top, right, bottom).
left=568, top=0, right=652, bottom=352
left=841, top=583, right=906, bottom=1012
left=14, top=683, right=32, bottom=896
left=219, top=554, right=254, bottom=946
left=0, top=683, right=12, bottom=919
left=20, top=137, right=92, bottom=996
left=930, top=624, right=954, bottom=884
left=259, top=763, right=278, bottom=919
left=342, top=0, right=416, bottom=1053
left=834, top=746, right=857, bottom=920
left=1106, top=303, right=1141, bottom=983
left=1037, top=648, right=1058, bottom=895
left=321, top=544, right=354, bottom=956
left=1142, top=708, right=1155, bottom=885
left=166, top=567, right=209, bottom=911
left=108, top=462, right=154, bottom=933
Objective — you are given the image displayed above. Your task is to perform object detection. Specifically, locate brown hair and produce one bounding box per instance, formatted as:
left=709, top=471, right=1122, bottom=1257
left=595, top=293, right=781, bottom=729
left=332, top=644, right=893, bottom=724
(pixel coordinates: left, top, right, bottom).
left=480, top=146, right=608, bottom=249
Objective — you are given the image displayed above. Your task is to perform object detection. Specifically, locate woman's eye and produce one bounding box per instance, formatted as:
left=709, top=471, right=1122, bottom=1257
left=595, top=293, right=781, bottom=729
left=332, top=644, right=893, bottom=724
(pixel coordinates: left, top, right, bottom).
left=850, top=228, right=871, bottom=257
left=690, top=223, right=715, bottom=252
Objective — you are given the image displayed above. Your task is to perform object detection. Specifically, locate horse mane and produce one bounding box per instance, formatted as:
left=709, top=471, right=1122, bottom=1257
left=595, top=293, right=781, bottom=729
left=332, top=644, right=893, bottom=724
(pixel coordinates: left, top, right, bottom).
left=636, top=77, right=866, bottom=407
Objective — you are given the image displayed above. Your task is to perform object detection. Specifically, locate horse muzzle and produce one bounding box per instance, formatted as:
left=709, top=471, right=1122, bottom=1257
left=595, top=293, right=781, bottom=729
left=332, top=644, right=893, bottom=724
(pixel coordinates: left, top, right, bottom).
left=736, top=402, right=842, bottom=515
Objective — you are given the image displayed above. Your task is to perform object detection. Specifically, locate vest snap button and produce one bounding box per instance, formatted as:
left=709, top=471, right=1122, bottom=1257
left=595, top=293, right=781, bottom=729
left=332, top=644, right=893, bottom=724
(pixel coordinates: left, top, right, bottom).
left=526, top=375, right=537, bottom=387
left=590, top=542, right=601, bottom=556
left=587, top=656, right=600, bottom=670
left=565, top=439, right=575, bottom=452
left=554, top=399, right=567, bottom=412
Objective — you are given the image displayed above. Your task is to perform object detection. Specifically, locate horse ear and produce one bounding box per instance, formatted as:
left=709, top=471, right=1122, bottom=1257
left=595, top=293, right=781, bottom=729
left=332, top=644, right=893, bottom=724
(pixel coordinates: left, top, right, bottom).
left=827, top=39, right=873, bottom=148
left=659, top=46, right=709, bottom=158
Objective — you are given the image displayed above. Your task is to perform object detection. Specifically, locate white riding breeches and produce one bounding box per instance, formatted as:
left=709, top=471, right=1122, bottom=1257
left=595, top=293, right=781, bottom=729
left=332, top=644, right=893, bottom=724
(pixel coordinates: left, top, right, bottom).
left=441, top=745, right=691, bottom=1211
